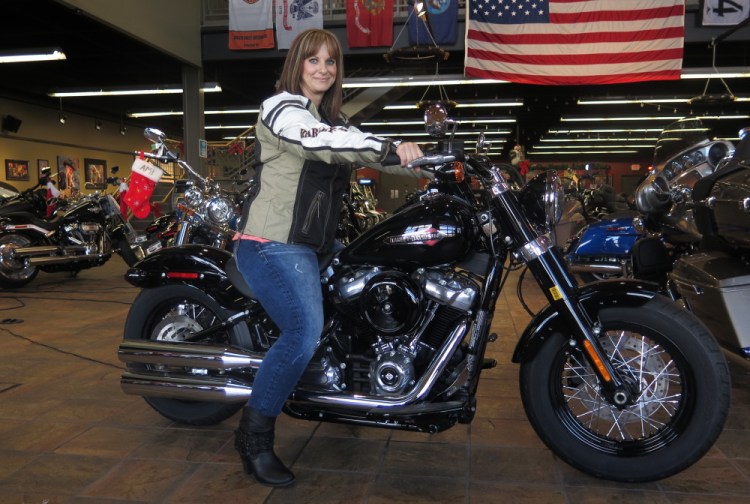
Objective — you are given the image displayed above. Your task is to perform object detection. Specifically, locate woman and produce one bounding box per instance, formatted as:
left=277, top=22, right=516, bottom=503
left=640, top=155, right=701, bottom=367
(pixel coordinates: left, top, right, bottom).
left=233, top=29, right=424, bottom=487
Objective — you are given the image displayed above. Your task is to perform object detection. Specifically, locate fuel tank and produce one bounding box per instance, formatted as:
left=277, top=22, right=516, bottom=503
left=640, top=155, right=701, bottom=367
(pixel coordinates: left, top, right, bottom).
left=339, top=193, right=476, bottom=267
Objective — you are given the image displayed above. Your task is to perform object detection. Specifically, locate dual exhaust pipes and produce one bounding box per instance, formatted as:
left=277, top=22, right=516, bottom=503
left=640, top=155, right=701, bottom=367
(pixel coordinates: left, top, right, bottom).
left=118, top=340, right=262, bottom=402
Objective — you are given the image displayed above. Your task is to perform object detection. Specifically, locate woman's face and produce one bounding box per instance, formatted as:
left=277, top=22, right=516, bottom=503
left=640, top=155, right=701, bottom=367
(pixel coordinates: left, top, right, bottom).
left=299, top=44, right=336, bottom=106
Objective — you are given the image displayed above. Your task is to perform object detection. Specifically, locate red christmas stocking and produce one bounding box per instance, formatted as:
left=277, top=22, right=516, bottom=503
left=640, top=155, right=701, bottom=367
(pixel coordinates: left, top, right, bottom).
left=123, top=159, right=163, bottom=219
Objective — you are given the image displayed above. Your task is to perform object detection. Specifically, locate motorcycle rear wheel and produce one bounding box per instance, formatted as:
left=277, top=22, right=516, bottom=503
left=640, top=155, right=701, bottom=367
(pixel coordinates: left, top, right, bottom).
left=124, top=284, right=254, bottom=425
left=0, top=233, right=39, bottom=288
left=519, top=295, right=730, bottom=482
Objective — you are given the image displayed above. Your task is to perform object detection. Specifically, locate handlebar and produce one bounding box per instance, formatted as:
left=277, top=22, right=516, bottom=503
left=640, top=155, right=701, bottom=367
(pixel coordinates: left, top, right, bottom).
left=407, top=153, right=460, bottom=169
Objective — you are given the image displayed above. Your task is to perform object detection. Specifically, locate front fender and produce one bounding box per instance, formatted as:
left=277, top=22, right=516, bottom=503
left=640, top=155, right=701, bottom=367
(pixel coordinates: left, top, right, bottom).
left=125, top=244, right=242, bottom=303
left=512, top=279, right=659, bottom=363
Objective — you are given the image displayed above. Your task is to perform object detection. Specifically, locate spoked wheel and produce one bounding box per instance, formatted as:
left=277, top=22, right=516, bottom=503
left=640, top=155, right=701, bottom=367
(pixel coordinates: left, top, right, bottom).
left=519, top=295, right=730, bottom=482
left=0, top=233, right=39, bottom=288
left=124, top=284, right=255, bottom=425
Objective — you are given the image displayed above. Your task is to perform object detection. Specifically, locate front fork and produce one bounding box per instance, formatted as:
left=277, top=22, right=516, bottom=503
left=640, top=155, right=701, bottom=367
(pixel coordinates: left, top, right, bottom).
left=490, top=168, right=633, bottom=407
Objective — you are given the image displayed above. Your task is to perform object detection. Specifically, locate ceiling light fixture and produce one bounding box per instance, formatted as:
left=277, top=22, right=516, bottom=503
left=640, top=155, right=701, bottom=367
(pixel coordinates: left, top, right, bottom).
left=561, top=116, right=683, bottom=122
left=384, top=100, right=523, bottom=110
left=49, top=82, right=222, bottom=98
left=0, top=48, right=66, bottom=63
left=343, top=74, right=505, bottom=89
left=128, top=107, right=259, bottom=118
left=361, top=118, right=516, bottom=127
left=95, top=119, right=102, bottom=131
left=58, top=98, right=66, bottom=124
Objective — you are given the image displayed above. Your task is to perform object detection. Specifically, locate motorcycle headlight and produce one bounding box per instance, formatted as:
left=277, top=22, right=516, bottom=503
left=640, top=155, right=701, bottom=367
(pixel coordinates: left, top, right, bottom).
left=543, top=170, right=564, bottom=228
left=518, top=171, right=564, bottom=231
left=206, top=196, right=233, bottom=225
left=184, top=187, right=203, bottom=208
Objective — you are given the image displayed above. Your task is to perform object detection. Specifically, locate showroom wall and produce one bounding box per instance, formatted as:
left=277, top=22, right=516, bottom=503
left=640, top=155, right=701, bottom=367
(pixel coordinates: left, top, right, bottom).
left=0, top=97, right=153, bottom=191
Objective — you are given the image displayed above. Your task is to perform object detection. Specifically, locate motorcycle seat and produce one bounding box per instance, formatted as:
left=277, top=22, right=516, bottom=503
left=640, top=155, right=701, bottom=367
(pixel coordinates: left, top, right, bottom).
left=224, top=254, right=255, bottom=299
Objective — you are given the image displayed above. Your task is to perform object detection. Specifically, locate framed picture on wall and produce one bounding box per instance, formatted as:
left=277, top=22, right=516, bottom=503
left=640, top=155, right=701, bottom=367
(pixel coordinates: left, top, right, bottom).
left=83, top=158, right=107, bottom=188
left=5, top=159, right=29, bottom=181
left=56, top=156, right=79, bottom=192
left=37, top=159, right=50, bottom=179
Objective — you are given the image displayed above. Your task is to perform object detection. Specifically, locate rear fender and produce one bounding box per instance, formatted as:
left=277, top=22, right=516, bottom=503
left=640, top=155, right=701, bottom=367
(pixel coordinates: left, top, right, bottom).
left=512, top=280, right=658, bottom=363
left=125, top=244, right=243, bottom=304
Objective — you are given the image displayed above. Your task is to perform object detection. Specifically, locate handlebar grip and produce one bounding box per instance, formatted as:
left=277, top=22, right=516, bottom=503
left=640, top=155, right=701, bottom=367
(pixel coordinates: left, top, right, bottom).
left=382, top=152, right=402, bottom=167
left=407, top=153, right=458, bottom=169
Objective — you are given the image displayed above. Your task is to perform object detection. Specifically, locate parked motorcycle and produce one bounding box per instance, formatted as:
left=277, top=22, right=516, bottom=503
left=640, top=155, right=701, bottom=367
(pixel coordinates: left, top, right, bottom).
left=117, top=108, right=730, bottom=483
left=0, top=187, right=140, bottom=288
left=664, top=126, right=750, bottom=358
left=565, top=117, right=734, bottom=283
left=139, top=129, right=249, bottom=251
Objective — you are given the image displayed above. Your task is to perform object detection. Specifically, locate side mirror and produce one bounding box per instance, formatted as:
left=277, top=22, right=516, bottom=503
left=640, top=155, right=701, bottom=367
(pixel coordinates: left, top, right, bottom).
left=424, top=104, right=449, bottom=138
left=144, top=128, right=167, bottom=145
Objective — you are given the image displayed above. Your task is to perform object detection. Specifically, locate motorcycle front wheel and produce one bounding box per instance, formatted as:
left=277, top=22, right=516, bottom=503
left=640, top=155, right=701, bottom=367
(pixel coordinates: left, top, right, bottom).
left=124, top=284, right=254, bottom=425
left=0, top=233, right=39, bottom=288
left=519, top=295, right=730, bottom=482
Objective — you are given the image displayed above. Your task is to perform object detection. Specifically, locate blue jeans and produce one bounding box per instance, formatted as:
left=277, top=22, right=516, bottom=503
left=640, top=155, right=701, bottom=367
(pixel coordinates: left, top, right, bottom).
left=235, top=239, right=324, bottom=417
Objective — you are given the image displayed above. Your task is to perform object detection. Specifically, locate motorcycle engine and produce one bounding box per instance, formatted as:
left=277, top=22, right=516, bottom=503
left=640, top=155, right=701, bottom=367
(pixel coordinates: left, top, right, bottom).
left=65, top=222, right=102, bottom=249
left=329, top=266, right=478, bottom=397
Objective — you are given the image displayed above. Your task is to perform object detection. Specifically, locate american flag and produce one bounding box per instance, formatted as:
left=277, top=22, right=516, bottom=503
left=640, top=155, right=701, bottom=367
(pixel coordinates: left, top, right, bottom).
left=465, top=0, right=685, bottom=85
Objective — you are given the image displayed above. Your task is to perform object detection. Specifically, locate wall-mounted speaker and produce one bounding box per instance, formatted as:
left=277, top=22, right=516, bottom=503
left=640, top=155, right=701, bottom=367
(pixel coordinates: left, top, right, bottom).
left=2, top=115, right=22, bottom=133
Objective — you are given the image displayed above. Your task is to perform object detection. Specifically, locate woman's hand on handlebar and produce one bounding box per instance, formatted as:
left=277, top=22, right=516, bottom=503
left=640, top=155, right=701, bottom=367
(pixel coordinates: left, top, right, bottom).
left=396, top=142, right=424, bottom=167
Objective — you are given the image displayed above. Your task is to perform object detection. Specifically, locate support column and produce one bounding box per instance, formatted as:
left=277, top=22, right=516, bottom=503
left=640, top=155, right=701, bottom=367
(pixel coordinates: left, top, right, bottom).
left=182, top=63, right=205, bottom=175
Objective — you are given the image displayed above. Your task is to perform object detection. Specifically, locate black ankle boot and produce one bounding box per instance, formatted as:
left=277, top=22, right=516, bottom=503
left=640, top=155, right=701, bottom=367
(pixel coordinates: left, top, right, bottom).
left=234, top=407, right=295, bottom=487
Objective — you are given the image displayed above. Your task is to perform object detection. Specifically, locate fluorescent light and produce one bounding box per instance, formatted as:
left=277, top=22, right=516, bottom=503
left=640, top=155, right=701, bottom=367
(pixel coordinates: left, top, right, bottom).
left=681, top=68, right=750, bottom=79
left=361, top=118, right=515, bottom=126
left=548, top=128, right=663, bottom=134
left=561, top=116, right=683, bottom=122
left=50, top=82, right=222, bottom=98
left=384, top=101, right=523, bottom=110
left=528, top=150, right=640, bottom=155
left=534, top=144, right=654, bottom=149
left=0, top=48, right=66, bottom=63
left=343, top=74, right=506, bottom=89
left=128, top=107, right=259, bottom=118
left=205, top=124, right=254, bottom=129
left=540, top=137, right=659, bottom=142
left=577, top=98, right=689, bottom=105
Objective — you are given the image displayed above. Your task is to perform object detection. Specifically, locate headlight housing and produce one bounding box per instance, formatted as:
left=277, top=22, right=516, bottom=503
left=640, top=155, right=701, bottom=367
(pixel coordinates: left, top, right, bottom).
left=543, top=170, right=564, bottom=229
left=518, top=171, right=564, bottom=231
left=183, top=187, right=203, bottom=208
left=206, top=196, right=234, bottom=225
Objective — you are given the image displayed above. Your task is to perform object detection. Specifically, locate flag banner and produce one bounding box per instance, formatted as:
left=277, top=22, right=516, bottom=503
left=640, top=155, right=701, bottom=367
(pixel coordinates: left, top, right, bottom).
left=347, top=0, right=394, bottom=48
left=276, top=0, right=324, bottom=50
left=465, top=0, right=685, bottom=85
left=228, top=0, right=274, bottom=50
left=408, top=0, right=459, bottom=45
left=703, top=0, right=749, bottom=25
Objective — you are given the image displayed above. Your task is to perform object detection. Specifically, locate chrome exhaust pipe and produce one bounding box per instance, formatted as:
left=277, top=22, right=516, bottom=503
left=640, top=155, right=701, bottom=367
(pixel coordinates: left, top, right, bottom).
left=121, top=371, right=251, bottom=402
left=567, top=262, right=624, bottom=275
left=118, top=340, right=264, bottom=369
left=28, top=253, right=105, bottom=266
left=15, top=245, right=88, bottom=256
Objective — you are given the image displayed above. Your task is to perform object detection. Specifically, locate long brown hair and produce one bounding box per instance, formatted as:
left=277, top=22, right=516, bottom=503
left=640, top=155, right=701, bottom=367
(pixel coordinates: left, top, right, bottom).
left=276, top=29, right=344, bottom=121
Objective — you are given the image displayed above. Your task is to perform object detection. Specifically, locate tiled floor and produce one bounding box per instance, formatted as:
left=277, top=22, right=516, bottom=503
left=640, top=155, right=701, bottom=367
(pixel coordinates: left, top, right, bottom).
left=1, top=257, right=750, bottom=503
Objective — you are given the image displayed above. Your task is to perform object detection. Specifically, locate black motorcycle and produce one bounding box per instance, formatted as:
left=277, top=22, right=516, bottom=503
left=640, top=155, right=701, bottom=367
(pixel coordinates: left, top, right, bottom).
left=0, top=188, right=140, bottom=288
left=117, top=106, right=730, bottom=483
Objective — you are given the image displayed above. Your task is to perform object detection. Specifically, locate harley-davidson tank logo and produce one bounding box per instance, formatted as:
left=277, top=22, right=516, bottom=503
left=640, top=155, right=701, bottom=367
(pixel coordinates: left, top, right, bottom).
left=385, top=227, right=446, bottom=246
